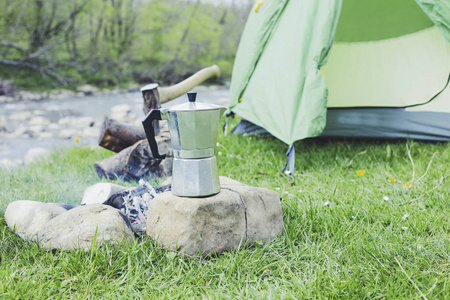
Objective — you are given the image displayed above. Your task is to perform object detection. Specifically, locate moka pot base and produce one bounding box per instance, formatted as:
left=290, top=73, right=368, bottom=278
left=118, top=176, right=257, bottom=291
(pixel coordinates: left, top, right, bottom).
left=171, top=156, right=220, bottom=197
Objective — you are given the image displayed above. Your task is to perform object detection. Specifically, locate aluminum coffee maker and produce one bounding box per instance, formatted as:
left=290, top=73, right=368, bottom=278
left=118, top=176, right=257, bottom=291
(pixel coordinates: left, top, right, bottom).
left=142, top=92, right=226, bottom=197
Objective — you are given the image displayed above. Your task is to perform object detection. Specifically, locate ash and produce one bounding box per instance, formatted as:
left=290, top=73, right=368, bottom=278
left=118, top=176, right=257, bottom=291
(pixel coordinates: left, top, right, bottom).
left=104, top=179, right=171, bottom=236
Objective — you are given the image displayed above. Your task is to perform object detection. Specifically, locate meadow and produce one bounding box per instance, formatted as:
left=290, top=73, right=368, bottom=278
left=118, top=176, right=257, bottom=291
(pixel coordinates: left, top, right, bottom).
left=0, top=119, right=449, bottom=299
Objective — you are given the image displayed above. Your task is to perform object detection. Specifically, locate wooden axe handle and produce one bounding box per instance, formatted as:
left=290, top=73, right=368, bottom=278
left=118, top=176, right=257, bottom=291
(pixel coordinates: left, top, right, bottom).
left=158, top=65, right=220, bottom=103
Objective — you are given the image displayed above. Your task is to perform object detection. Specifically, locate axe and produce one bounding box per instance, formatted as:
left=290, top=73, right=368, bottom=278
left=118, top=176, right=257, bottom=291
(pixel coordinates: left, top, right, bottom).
left=141, top=65, right=220, bottom=115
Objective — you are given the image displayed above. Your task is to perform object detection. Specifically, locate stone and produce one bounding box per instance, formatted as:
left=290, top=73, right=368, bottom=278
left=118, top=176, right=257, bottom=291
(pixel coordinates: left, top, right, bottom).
left=0, top=115, right=8, bottom=132
left=82, top=126, right=100, bottom=138
left=58, top=116, right=95, bottom=128
left=17, top=91, right=43, bottom=101
left=0, top=158, right=23, bottom=168
left=82, top=182, right=128, bottom=205
left=0, top=95, right=15, bottom=103
left=13, top=125, right=28, bottom=136
left=48, top=123, right=60, bottom=131
left=33, top=109, right=46, bottom=116
left=77, top=84, right=99, bottom=96
left=58, top=129, right=78, bottom=139
left=9, top=111, right=32, bottom=121
left=0, top=79, right=14, bottom=95
left=29, top=116, right=51, bottom=126
left=28, top=125, right=46, bottom=136
left=38, top=204, right=134, bottom=251
left=48, top=89, right=77, bottom=99
left=126, top=82, right=140, bottom=92
left=38, top=132, right=54, bottom=139
left=146, top=176, right=283, bottom=256
left=24, top=147, right=50, bottom=165
left=111, top=88, right=123, bottom=94
left=110, top=104, right=131, bottom=122
left=5, top=200, right=73, bottom=241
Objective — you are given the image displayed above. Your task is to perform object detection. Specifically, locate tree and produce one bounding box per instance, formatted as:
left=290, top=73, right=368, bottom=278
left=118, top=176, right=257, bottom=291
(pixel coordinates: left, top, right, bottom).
left=0, top=0, right=86, bottom=85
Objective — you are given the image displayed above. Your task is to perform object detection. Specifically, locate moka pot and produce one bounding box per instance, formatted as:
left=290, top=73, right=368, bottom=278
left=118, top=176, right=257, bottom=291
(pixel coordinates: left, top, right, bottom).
left=142, top=92, right=226, bottom=197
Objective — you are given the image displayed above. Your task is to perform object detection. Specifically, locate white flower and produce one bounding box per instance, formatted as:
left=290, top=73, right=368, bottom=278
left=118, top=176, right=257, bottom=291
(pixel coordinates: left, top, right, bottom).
left=402, top=213, right=409, bottom=220
left=383, top=196, right=390, bottom=201
left=216, top=142, right=220, bottom=146
left=401, top=226, right=408, bottom=231
left=218, top=151, right=222, bottom=155
left=323, top=201, right=331, bottom=207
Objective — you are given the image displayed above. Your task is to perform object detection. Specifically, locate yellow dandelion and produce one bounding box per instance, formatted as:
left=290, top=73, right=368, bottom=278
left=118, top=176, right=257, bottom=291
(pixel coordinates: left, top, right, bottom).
left=336, top=141, right=344, bottom=146
left=402, top=182, right=414, bottom=187
left=389, top=177, right=395, bottom=184
left=356, top=170, right=366, bottom=176
left=74, top=137, right=80, bottom=143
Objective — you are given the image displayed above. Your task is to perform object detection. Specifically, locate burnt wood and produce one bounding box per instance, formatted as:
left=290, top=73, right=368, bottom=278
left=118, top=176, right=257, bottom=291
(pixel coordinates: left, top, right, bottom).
left=94, top=136, right=173, bottom=182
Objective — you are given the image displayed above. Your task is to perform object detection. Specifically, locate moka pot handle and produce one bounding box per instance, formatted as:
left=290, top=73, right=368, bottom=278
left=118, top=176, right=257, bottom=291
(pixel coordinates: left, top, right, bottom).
left=142, top=109, right=166, bottom=159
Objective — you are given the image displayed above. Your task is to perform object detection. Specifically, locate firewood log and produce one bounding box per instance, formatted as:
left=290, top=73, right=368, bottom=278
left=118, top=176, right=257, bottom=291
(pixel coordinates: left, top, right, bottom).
left=98, top=116, right=147, bottom=153
left=94, top=136, right=173, bottom=182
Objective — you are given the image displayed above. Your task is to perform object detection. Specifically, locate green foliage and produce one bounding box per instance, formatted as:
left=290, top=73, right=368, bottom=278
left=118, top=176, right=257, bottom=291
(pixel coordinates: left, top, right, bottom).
left=0, top=0, right=250, bottom=90
left=1, top=123, right=449, bottom=298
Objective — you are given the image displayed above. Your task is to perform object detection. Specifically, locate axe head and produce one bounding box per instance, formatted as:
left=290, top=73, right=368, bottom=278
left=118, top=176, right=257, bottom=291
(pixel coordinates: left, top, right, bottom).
left=141, top=83, right=160, bottom=115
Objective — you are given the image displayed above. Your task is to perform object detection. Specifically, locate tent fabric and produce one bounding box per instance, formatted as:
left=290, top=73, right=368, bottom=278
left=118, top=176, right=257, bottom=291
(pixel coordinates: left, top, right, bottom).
left=416, top=0, right=450, bottom=42
left=335, top=0, right=434, bottom=42
left=232, top=109, right=450, bottom=141
left=323, top=26, right=450, bottom=108
left=228, top=0, right=450, bottom=148
left=321, top=109, right=450, bottom=141
left=406, top=77, right=450, bottom=113
left=229, top=0, right=289, bottom=109
left=229, top=0, right=342, bottom=145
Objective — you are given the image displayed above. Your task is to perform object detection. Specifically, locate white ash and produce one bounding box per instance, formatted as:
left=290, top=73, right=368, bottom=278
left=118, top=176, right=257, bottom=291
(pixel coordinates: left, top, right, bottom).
left=103, top=179, right=170, bottom=236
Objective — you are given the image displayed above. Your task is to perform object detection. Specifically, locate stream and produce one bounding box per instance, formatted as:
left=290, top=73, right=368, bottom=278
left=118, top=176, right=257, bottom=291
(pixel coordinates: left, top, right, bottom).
left=0, top=88, right=229, bottom=164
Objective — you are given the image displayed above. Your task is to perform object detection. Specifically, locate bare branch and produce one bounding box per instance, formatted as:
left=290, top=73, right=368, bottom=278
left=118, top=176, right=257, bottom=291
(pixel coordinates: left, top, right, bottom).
left=9, top=0, right=30, bottom=42
left=397, top=176, right=447, bottom=206
left=0, top=42, right=26, bottom=54
left=0, top=58, right=68, bottom=85
left=415, top=152, right=438, bottom=184
left=394, top=257, right=428, bottom=300
left=406, top=144, right=416, bottom=183
left=24, top=39, right=65, bottom=60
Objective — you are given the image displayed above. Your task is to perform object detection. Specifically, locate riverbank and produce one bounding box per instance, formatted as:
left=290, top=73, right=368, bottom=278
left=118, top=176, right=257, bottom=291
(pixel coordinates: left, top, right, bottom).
left=0, top=86, right=229, bottom=167
left=0, top=82, right=142, bottom=104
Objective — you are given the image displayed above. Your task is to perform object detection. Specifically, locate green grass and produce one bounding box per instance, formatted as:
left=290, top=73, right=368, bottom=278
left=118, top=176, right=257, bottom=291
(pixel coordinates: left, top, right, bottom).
left=1, top=122, right=449, bottom=299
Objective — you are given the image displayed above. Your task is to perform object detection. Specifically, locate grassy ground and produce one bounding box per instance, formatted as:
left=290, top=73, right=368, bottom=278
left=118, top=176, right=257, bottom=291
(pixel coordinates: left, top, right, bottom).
left=0, top=121, right=449, bottom=299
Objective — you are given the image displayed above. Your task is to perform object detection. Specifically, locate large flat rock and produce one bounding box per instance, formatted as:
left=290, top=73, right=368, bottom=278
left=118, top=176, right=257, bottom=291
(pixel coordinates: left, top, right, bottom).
left=38, top=204, right=134, bottom=251
left=5, top=200, right=73, bottom=241
left=146, top=177, right=283, bottom=256
left=5, top=201, right=134, bottom=251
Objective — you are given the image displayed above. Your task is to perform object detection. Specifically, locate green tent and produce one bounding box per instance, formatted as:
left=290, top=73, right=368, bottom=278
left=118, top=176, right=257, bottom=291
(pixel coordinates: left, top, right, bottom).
left=228, top=0, right=450, bottom=173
